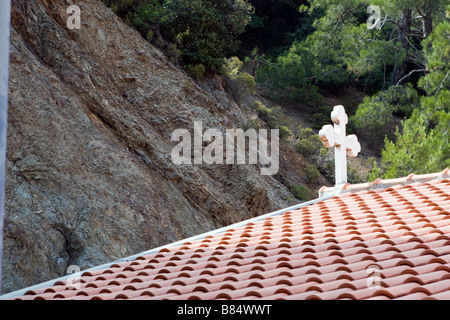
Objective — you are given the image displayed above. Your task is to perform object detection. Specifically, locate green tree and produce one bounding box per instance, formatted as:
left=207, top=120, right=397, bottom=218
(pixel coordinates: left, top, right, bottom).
left=103, top=0, right=253, bottom=72
left=351, top=84, right=420, bottom=147
left=378, top=110, right=449, bottom=178
left=240, top=0, right=318, bottom=55
left=162, top=0, right=253, bottom=71
left=373, top=14, right=450, bottom=178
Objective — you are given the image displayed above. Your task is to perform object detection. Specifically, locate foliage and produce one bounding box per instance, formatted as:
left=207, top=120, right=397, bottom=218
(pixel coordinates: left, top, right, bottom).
left=255, top=103, right=276, bottom=128
left=186, top=64, right=206, bottom=79
left=250, top=100, right=264, bottom=110
left=105, top=0, right=450, bottom=182
left=254, top=2, right=367, bottom=103
left=351, top=84, right=420, bottom=147
left=305, top=164, right=320, bottom=183
left=295, top=127, right=324, bottom=157
left=223, top=57, right=257, bottom=95
left=254, top=0, right=448, bottom=145
left=376, top=110, right=449, bottom=178
left=239, top=0, right=320, bottom=56
left=367, top=160, right=382, bottom=181
left=311, top=105, right=332, bottom=130
left=253, top=101, right=286, bottom=129
left=162, top=0, right=253, bottom=71
left=352, top=96, right=394, bottom=147
left=222, top=57, right=244, bottom=78
left=242, top=119, right=261, bottom=131
left=348, top=166, right=364, bottom=184
left=103, top=0, right=253, bottom=72
left=373, top=16, right=450, bottom=178
left=278, top=125, right=292, bottom=141
left=235, top=73, right=257, bottom=94
left=418, top=19, right=450, bottom=97
left=103, top=0, right=165, bottom=30
left=290, top=184, right=310, bottom=201
left=296, top=139, right=318, bottom=157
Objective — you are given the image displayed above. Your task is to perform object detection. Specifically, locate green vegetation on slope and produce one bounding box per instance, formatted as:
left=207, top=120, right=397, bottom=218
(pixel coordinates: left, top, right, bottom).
left=104, top=0, right=449, bottom=185
left=254, top=0, right=449, bottom=179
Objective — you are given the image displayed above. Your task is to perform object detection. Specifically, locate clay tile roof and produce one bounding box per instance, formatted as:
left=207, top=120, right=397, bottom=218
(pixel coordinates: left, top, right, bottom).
left=3, top=169, right=450, bottom=300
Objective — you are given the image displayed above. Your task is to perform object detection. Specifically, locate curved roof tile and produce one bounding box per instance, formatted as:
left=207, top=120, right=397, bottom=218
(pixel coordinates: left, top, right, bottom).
left=4, top=169, right=450, bottom=300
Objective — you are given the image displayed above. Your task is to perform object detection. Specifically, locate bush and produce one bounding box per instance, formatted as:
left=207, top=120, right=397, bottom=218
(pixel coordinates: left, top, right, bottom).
left=223, top=57, right=257, bottom=95
left=305, top=164, right=320, bottom=183
left=297, top=127, right=314, bottom=140
left=290, top=185, right=310, bottom=201
left=251, top=100, right=264, bottom=110
left=256, top=103, right=272, bottom=118
left=348, top=166, right=363, bottom=184
left=186, top=64, right=206, bottom=79
left=377, top=109, right=450, bottom=179
left=242, top=119, right=260, bottom=131
left=103, top=0, right=164, bottom=30
left=351, top=85, right=420, bottom=147
left=295, top=127, right=323, bottom=157
left=222, top=56, right=244, bottom=77
left=162, top=0, right=253, bottom=71
left=255, top=103, right=279, bottom=129
left=351, top=96, right=394, bottom=147
left=104, top=0, right=253, bottom=72
left=235, top=72, right=257, bottom=94
left=278, top=125, right=291, bottom=141
left=296, top=139, right=316, bottom=157
left=312, top=105, right=333, bottom=130
left=293, top=125, right=335, bottom=184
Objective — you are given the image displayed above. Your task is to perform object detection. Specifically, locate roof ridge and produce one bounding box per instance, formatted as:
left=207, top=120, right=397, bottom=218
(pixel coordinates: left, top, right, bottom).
left=319, top=168, right=450, bottom=198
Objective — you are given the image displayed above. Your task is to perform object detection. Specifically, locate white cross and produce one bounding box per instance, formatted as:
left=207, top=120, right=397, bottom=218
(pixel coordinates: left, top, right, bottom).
left=319, top=105, right=361, bottom=185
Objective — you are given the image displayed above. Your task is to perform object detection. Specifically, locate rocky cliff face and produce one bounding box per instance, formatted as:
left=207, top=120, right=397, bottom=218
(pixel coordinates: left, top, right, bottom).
left=2, top=0, right=326, bottom=294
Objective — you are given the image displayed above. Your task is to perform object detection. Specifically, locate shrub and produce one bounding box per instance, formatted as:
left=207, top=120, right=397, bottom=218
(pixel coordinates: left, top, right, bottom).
left=256, top=104, right=272, bottom=118
left=295, top=128, right=323, bottom=157
left=255, top=103, right=279, bottom=129
left=104, top=0, right=253, bottom=72
left=305, top=164, right=320, bottom=183
left=162, top=0, right=253, bottom=71
left=186, top=64, right=206, bottom=79
left=222, top=56, right=244, bottom=78
left=290, top=185, right=310, bottom=201
left=351, top=95, right=394, bottom=147
left=297, top=127, right=314, bottom=140
left=103, top=0, right=164, bottom=30
left=351, top=85, right=420, bottom=147
left=296, top=139, right=316, bottom=157
left=223, top=57, right=257, bottom=95
left=278, top=125, right=291, bottom=141
left=251, top=100, right=264, bottom=110
left=293, top=125, right=335, bottom=184
left=235, top=72, right=257, bottom=94
left=367, top=160, right=382, bottom=182
left=242, top=119, right=260, bottom=131
left=312, top=105, right=333, bottom=130
left=266, top=117, right=279, bottom=129
left=378, top=110, right=450, bottom=179
left=348, top=166, right=363, bottom=184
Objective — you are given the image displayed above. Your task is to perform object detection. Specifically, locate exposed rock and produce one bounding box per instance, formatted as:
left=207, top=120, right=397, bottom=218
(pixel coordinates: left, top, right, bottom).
left=2, top=0, right=327, bottom=293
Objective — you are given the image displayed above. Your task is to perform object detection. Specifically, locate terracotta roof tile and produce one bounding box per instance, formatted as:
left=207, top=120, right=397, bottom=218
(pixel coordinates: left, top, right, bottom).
left=4, top=169, right=450, bottom=300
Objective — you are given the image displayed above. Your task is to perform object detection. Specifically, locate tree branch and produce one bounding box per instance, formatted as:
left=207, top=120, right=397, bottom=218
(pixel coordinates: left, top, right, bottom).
left=382, top=18, right=400, bottom=28
left=395, top=68, right=428, bottom=86
left=432, top=70, right=450, bottom=96
left=416, top=6, right=425, bottom=18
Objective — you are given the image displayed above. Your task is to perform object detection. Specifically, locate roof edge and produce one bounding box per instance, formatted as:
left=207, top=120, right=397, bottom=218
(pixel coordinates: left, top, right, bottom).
left=319, top=168, right=450, bottom=198
left=1, top=194, right=334, bottom=300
